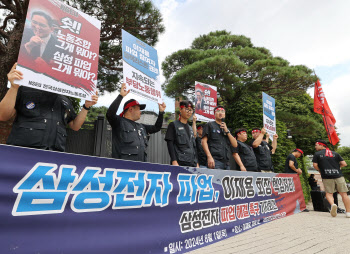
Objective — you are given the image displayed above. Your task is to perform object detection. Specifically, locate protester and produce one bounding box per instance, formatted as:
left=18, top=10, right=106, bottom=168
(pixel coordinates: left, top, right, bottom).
left=201, top=105, right=237, bottom=170
left=312, top=139, right=350, bottom=218
left=165, top=101, right=198, bottom=167
left=308, top=174, right=318, bottom=190
left=106, top=83, right=165, bottom=162
left=192, top=119, right=207, bottom=168
left=284, top=149, right=303, bottom=175
left=0, top=63, right=98, bottom=151
left=232, top=128, right=258, bottom=172
left=249, top=127, right=278, bottom=172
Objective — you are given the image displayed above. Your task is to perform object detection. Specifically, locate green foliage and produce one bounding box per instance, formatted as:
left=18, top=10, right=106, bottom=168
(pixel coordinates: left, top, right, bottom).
left=162, top=30, right=329, bottom=174
left=85, top=106, right=108, bottom=122
left=337, top=146, right=350, bottom=159
left=276, top=93, right=330, bottom=155
left=163, top=112, right=172, bottom=122
left=299, top=156, right=311, bottom=203
left=162, top=30, right=317, bottom=102
left=336, top=147, right=350, bottom=181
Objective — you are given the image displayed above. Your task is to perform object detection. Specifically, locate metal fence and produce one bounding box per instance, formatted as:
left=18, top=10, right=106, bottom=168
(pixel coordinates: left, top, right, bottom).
left=65, top=115, right=170, bottom=164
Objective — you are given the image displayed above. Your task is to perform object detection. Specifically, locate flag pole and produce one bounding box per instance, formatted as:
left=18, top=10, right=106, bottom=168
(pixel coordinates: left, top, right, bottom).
left=314, top=72, right=334, bottom=149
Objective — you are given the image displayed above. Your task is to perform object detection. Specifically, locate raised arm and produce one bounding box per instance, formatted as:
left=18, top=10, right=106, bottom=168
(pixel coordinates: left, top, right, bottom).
left=252, top=127, right=266, bottom=148
left=0, top=63, right=21, bottom=121
left=106, top=83, right=129, bottom=123
left=69, top=91, right=98, bottom=131
left=271, top=133, right=278, bottom=154
left=144, top=102, right=166, bottom=134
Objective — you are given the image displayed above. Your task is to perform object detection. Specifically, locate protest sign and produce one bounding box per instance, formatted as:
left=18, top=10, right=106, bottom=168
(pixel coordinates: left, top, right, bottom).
left=122, top=29, right=162, bottom=103
left=16, top=0, right=101, bottom=100
left=0, top=144, right=305, bottom=254
left=195, top=81, right=217, bottom=122
left=263, top=92, right=276, bottom=140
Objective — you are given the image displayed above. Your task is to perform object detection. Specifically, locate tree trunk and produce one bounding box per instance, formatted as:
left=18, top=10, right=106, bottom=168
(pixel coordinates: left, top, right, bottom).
left=0, top=115, right=15, bottom=144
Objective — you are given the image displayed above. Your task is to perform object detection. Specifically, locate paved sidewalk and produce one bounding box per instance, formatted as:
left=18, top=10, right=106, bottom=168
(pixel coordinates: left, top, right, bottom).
left=188, top=195, right=350, bottom=254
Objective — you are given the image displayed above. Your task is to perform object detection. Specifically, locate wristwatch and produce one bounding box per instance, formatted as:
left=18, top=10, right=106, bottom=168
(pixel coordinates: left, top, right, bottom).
left=83, top=104, right=91, bottom=111
left=225, top=130, right=230, bottom=135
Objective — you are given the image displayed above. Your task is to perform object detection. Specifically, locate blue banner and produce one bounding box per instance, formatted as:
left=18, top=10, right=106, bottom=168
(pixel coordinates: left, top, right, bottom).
left=0, top=145, right=305, bottom=254
left=262, top=92, right=275, bottom=121
left=262, top=92, right=277, bottom=137
left=122, top=29, right=160, bottom=80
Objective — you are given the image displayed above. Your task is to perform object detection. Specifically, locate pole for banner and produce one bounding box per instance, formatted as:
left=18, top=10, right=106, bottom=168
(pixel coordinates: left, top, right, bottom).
left=314, top=72, right=334, bottom=149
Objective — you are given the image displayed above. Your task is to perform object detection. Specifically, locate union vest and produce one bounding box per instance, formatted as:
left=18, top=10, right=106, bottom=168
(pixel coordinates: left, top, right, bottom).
left=252, top=140, right=273, bottom=171
left=7, top=87, right=73, bottom=151
left=196, top=137, right=207, bottom=166
left=173, top=120, right=197, bottom=167
left=207, top=121, right=231, bottom=164
left=237, top=140, right=258, bottom=171
left=112, top=117, right=149, bottom=162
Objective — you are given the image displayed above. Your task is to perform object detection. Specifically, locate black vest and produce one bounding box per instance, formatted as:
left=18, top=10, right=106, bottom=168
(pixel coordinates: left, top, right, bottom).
left=173, top=120, right=197, bottom=167
left=207, top=121, right=231, bottom=164
left=253, top=140, right=273, bottom=171
left=196, top=137, right=207, bottom=166
left=237, top=140, right=258, bottom=171
left=7, top=88, right=71, bottom=151
left=112, top=118, right=149, bottom=162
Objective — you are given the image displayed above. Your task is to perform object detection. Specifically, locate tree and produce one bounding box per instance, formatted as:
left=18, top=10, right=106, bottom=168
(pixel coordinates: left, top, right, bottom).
left=337, top=146, right=350, bottom=160
left=85, top=106, right=108, bottom=122
left=162, top=30, right=317, bottom=103
left=276, top=93, right=331, bottom=155
left=0, top=0, right=165, bottom=100
left=162, top=30, right=326, bottom=172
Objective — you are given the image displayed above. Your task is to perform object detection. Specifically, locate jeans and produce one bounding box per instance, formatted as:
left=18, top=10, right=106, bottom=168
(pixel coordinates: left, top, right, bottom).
left=214, top=159, right=230, bottom=170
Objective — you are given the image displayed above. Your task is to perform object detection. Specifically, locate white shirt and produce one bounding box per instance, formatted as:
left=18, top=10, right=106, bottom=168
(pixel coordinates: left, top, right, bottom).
left=39, top=34, right=52, bottom=57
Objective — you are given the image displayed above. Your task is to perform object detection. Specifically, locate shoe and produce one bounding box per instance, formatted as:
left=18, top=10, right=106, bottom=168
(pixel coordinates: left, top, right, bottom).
left=337, top=208, right=346, bottom=214
left=302, top=209, right=309, bottom=212
left=346, top=212, right=350, bottom=218
left=330, top=204, right=337, bottom=217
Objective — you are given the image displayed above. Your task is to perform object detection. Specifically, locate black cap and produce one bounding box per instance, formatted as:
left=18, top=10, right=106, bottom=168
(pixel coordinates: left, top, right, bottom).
left=120, top=99, right=146, bottom=116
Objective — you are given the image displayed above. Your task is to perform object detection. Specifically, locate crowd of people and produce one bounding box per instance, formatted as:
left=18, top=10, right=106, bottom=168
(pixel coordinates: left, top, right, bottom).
left=1, top=64, right=349, bottom=219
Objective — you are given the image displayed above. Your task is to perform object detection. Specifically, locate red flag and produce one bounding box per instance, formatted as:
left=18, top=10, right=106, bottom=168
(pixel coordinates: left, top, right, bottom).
left=314, top=80, right=339, bottom=145
left=323, top=115, right=339, bottom=146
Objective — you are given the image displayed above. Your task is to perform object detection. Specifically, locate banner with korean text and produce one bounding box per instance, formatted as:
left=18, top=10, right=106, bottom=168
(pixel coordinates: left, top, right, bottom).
left=195, top=81, right=217, bottom=122
left=17, top=0, right=100, bottom=100
left=0, top=145, right=305, bottom=254
left=263, top=92, right=276, bottom=140
left=122, top=29, right=162, bottom=103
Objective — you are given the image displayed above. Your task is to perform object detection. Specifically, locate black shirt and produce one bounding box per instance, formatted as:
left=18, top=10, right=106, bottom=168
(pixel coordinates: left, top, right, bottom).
left=196, top=137, right=207, bottom=166
left=233, top=140, right=258, bottom=171
left=165, top=121, right=191, bottom=163
left=165, top=121, right=197, bottom=166
left=284, top=154, right=298, bottom=174
left=202, top=121, right=233, bottom=164
left=165, top=121, right=191, bottom=141
left=312, top=150, right=344, bottom=179
left=106, top=94, right=163, bottom=161
left=7, top=86, right=76, bottom=151
left=248, top=139, right=274, bottom=171
left=308, top=176, right=318, bottom=189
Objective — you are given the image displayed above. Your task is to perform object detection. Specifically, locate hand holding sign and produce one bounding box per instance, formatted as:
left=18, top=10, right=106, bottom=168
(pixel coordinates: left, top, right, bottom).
left=158, top=102, right=166, bottom=112
left=120, top=83, right=130, bottom=97
left=7, top=63, right=22, bottom=89
left=85, top=91, right=99, bottom=108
